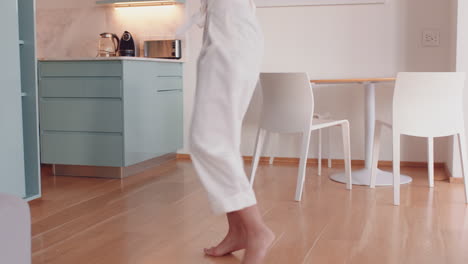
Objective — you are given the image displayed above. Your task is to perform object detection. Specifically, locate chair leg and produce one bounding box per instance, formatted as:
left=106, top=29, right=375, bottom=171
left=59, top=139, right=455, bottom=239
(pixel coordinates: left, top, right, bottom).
left=370, top=122, right=382, bottom=188
left=263, top=131, right=271, bottom=164
left=393, top=132, right=401, bottom=205
left=318, top=129, right=322, bottom=176
left=457, top=132, right=468, bottom=203
left=269, top=133, right=276, bottom=165
left=250, top=129, right=267, bottom=187
left=341, top=122, right=352, bottom=190
left=327, top=128, right=332, bottom=168
left=295, top=131, right=312, bottom=201
left=427, top=137, right=434, bottom=188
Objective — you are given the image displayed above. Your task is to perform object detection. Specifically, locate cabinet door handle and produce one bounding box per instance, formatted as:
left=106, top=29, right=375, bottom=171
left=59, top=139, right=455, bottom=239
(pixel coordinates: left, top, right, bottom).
left=21, top=92, right=27, bottom=97
left=157, top=75, right=182, bottom=78
left=157, top=89, right=182, bottom=93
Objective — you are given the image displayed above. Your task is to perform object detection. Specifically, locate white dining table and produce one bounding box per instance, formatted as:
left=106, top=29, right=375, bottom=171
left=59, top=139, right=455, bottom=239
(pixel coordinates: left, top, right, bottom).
left=310, top=78, right=412, bottom=186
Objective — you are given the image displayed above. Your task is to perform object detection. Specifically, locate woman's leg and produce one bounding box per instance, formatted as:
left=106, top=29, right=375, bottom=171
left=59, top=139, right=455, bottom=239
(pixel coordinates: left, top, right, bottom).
left=190, top=0, right=268, bottom=260
left=205, top=206, right=275, bottom=263
left=204, top=212, right=246, bottom=256
left=190, top=67, right=260, bottom=256
left=237, top=206, right=275, bottom=264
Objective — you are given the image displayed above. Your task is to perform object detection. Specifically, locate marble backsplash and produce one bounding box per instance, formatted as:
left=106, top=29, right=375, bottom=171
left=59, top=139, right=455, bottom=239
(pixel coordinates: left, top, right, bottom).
left=36, top=0, right=185, bottom=58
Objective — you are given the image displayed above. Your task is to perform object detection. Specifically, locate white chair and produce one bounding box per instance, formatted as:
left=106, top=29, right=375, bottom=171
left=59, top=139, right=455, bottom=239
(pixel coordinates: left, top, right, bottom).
left=249, top=73, right=352, bottom=201
left=267, top=112, right=333, bottom=176
left=370, top=72, right=468, bottom=205
left=0, top=193, right=31, bottom=264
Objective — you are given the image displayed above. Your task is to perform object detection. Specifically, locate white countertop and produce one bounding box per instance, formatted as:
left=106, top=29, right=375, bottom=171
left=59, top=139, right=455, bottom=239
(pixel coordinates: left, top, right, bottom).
left=39, top=57, right=184, bottom=63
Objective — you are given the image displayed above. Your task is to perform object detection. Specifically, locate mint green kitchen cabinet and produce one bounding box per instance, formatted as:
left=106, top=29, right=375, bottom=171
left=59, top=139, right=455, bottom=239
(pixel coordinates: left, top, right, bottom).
left=0, top=0, right=41, bottom=200
left=39, top=59, right=184, bottom=170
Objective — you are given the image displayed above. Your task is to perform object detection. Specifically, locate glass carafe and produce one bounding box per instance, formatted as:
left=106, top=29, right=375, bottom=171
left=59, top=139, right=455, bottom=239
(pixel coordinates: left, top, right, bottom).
left=98, top=33, right=120, bottom=57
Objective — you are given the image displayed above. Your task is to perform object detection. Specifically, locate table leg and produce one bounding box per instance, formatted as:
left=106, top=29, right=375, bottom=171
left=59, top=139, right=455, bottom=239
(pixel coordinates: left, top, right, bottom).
left=365, top=82, right=375, bottom=169
left=329, top=82, right=412, bottom=186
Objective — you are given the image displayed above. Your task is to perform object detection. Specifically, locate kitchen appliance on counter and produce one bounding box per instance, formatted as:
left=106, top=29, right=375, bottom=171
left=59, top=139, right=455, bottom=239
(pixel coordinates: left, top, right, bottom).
left=119, top=31, right=136, bottom=57
left=144, top=40, right=182, bottom=60
left=98, top=33, right=120, bottom=57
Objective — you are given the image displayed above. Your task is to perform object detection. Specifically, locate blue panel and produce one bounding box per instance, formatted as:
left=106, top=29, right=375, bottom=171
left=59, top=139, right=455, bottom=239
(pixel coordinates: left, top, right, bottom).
left=18, top=0, right=41, bottom=199
left=0, top=0, right=26, bottom=197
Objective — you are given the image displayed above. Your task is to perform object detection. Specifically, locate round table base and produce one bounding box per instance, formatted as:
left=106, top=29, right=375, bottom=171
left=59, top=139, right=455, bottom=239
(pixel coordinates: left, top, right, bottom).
left=330, top=168, right=413, bottom=186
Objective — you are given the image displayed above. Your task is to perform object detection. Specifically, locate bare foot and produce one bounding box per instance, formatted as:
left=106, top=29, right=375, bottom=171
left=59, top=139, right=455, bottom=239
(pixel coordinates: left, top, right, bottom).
left=204, top=229, right=246, bottom=257
left=242, top=226, right=275, bottom=264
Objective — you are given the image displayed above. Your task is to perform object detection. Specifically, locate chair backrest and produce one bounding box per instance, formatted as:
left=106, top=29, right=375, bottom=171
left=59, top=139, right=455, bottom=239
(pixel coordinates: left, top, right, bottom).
left=393, top=72, right=466, bottom=137
left=259, top=73, right=314, bottom=133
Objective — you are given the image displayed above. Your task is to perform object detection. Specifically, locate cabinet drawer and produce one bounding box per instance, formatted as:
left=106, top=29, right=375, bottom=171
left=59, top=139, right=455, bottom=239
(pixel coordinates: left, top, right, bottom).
left=40, top=78, right=122, bottom=98
left=154, top=62, right=183, bottom=77
left=40, top=99, right=123, bottom=132
left=40, top=61, right=122, bottom=77
left=154, top=76, right=183, bottom=92
left=41, top=132, right=123, bottom=167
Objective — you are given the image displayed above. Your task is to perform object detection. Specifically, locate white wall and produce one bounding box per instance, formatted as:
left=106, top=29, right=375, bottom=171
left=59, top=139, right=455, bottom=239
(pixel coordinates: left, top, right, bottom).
left=36, top=0, right=184, bottom=58
left=180, top=0, right=455, bottom=163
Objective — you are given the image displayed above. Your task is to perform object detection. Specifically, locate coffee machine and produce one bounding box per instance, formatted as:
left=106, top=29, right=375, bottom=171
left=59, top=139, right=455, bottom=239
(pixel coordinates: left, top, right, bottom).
left=119, top=31, right=136, bottom=57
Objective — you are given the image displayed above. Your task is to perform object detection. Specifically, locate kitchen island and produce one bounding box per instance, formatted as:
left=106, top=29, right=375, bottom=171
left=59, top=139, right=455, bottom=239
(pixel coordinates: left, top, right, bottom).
left=39, top=57, right=183, bottom=178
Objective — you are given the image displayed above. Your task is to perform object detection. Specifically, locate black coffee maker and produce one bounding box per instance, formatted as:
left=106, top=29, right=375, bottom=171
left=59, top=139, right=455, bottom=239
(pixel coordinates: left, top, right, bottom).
left=119, top=31, right=136, bottom=57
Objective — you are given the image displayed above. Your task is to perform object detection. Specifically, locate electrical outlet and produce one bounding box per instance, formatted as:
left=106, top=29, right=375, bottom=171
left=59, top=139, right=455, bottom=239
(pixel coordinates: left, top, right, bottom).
left=422, top=30, right=440, bottom=47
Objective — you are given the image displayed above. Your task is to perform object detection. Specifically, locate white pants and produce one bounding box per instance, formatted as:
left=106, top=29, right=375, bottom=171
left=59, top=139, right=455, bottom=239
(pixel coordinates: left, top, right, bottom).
left=189, top=0, right=264, bottom=214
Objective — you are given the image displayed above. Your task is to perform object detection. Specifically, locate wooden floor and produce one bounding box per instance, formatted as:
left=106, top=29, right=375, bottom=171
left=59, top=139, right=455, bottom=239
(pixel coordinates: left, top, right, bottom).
left=30, top=161, right=468, bottom=264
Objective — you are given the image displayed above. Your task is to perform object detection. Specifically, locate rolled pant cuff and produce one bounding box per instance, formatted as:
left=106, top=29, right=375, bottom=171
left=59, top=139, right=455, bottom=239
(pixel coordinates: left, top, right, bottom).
left=210, top=188, right=257, bottom=215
